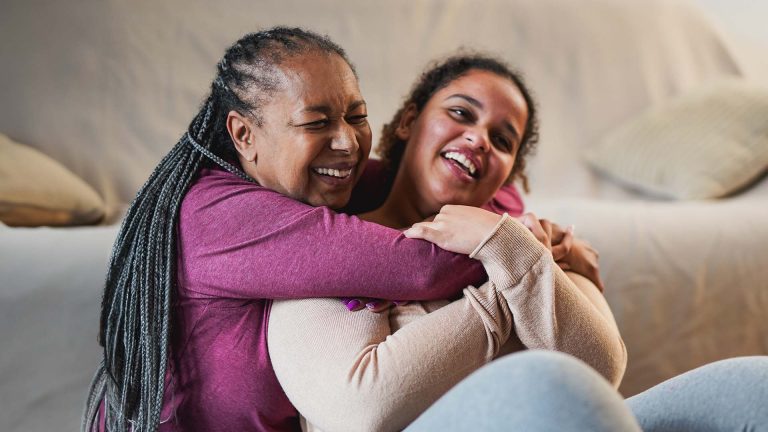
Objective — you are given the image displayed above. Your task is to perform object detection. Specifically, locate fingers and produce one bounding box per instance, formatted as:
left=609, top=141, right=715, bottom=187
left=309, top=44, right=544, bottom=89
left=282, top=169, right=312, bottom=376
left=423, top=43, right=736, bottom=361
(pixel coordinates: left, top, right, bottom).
left=406, top=206, right=505, bottom=255
left=341, top=298, right=396, bottom=313
left=549, top=222, right=566, bottom=246
left=365, top=300, right=394, bottom=313
left=551, top=225, right=575, bottom=261
left=340, top=297, right=366, bottom=312
left=539, top=218, right=554, bottom=243
left=519, top=213, right=551, bottom=250
left=403, top=222, right=444, bottom=245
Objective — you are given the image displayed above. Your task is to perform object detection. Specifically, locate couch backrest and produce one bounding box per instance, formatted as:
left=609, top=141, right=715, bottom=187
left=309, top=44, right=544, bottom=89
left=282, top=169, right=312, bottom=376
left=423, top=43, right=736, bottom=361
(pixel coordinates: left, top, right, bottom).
left=0, top=0, right=747, bottom=208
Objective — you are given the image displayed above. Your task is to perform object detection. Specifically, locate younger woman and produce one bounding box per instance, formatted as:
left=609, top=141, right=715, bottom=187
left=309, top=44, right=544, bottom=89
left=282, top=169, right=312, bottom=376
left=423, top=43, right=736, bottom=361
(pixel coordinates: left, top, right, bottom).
left=267, top=54, right=768, bottom=432
left=268, top=54, right=625, bottom=431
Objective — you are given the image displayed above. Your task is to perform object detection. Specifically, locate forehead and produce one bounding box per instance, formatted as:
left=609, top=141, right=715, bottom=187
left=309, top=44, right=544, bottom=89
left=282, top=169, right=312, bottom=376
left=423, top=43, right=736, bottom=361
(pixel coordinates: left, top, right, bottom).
left=434, top=69, right=529, bottom=128
left=274, top=53, right=362, bottom=108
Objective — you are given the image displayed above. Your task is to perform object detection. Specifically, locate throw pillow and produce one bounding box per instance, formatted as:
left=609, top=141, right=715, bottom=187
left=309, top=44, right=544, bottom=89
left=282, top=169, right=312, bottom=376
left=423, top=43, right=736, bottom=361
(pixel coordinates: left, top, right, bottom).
left=585, top=81, right=768, bottom=199
left=0, top=133, right=106, bottom=226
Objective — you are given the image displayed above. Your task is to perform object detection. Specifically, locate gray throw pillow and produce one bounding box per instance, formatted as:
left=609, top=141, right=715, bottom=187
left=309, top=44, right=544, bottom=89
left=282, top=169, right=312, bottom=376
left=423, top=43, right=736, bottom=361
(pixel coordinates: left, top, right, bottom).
left=585, top=81, right=768, bottom=199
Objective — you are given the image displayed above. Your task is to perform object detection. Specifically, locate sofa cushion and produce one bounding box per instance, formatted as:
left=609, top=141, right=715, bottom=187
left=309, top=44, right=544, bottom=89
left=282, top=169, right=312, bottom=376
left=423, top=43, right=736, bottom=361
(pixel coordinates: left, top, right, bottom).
left=0, top=134, right=106, bottom=226
left=585, top=81, right=768, bottom=199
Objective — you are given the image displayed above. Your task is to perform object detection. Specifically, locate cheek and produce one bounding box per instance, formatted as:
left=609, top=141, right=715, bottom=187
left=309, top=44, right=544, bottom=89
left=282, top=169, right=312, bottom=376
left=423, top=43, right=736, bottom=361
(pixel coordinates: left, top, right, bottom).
left=277, top=141, right=315, bottom=188
left=489, top=155, right=516, bottom=186
left=358, top=126, right=373, bottom=151
left=408, top=118, right=456, bottom=162
left=424, top=117, right=457, bottom=146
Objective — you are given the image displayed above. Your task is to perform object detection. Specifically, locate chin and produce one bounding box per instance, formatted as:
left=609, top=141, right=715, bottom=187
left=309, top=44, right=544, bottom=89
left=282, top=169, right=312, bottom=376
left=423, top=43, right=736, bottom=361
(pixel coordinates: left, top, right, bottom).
left=431, top=187, right=475, bottom=208
left=314, top=194, right=351, bottom=210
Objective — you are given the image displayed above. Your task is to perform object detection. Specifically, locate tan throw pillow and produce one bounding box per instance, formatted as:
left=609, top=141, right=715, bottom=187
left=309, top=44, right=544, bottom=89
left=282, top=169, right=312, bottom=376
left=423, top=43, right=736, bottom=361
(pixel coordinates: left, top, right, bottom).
left=0, top=134, right=105, bottom=226
left=585, top=81, right=768, bottom=199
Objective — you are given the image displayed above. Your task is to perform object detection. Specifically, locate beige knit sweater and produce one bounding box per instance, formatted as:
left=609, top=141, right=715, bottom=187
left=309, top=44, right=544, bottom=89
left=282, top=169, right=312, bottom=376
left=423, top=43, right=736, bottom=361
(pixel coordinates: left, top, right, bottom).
left=268, top=215, right=627, bottom=432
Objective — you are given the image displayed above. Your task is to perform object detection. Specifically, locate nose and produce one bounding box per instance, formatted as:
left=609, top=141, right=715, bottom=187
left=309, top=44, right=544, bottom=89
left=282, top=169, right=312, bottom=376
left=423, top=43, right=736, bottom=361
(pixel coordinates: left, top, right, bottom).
left=330, top=123, right=360, bottom=154
left=463, top=128, right=491, bottom=153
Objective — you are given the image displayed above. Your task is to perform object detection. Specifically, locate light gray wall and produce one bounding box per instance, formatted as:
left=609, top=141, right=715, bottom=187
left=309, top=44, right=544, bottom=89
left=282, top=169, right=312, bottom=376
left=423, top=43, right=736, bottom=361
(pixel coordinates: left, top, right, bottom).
left=696, top=0, right=768, bottom=46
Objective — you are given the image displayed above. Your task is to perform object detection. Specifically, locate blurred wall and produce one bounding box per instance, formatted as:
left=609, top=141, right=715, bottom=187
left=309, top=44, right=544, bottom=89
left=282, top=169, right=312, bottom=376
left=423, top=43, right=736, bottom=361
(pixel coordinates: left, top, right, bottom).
left=0, top=0, right=762, bottom=210
left=696, top=0, right=768, bottom=46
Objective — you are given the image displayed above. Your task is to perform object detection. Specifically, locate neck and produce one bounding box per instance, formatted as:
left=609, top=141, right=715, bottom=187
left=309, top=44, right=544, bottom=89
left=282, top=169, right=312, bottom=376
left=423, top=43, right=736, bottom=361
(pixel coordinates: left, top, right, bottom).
left=360, top=170, right=432, bottom=229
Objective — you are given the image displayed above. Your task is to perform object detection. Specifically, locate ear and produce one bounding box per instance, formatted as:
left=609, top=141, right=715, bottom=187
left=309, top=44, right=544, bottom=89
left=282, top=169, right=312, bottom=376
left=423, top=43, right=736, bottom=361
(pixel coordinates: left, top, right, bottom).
left=226, top=110, right=257, bottom=162
left=395, top=104, right=419, bottom=141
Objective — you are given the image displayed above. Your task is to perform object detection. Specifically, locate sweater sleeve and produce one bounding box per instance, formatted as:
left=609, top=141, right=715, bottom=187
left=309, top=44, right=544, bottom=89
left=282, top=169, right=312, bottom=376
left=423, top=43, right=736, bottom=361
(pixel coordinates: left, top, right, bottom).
left=176, top=169, right=484, bottom=300
left=268, top=215, right=626, bottom=432
left=471, top=215, right=627, bottom=387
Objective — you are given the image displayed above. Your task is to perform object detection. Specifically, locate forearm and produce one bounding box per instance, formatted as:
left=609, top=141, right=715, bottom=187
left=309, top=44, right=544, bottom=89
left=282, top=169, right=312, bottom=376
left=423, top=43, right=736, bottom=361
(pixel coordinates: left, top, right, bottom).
left=473, top=216, right=627, bottom=387
left=179, top=173, right=485, bottom=300
left=269, top=285, right=512, bottom=432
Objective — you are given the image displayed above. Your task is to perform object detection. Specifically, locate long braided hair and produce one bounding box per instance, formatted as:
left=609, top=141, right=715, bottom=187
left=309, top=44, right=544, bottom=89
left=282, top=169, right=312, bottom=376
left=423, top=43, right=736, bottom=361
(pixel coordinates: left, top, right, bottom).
left=82, top=27, right=355, bottom=432
left=378, top=53, right=540, bottom=192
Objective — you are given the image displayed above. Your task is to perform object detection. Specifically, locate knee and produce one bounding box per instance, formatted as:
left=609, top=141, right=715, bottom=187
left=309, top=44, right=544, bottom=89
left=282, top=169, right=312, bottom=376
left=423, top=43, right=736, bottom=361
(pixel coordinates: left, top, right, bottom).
left=688, top=356, right=768, bottom=393
left=477, top=350, right=609, bottom=396
left=440, top=351, right=637, bottom=431
left=627, top=357, right=768, bottom=431
left=705, top=356, right=768, bottom=375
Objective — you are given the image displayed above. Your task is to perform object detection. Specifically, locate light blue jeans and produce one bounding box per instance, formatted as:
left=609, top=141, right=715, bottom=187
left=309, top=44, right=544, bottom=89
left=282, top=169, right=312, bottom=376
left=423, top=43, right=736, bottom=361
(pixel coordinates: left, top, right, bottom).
left=406, top=351, right=768, bottom=432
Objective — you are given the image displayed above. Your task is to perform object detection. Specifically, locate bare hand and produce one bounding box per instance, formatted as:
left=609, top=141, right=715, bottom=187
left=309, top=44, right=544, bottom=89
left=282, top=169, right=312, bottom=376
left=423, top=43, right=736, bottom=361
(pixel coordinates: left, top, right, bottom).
left=549, top=222, right=575, bottom=261
left=519, top=214, right=576, bottom=261
left=558, top=239, right=605, bottom=292
left=403, top=205, right=503, bottom=255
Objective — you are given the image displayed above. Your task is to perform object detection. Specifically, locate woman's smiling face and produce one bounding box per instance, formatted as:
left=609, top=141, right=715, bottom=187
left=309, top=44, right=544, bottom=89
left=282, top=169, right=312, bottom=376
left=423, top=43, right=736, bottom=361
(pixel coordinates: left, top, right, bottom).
left=237, top=52, right=372, bottom=209
left=397, top=69, right=529, bottom=212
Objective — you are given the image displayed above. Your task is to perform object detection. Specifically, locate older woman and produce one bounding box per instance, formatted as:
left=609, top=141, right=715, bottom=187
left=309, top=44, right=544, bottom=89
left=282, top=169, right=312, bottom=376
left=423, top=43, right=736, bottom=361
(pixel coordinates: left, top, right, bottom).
left=84, top=29, right=517, bottom=432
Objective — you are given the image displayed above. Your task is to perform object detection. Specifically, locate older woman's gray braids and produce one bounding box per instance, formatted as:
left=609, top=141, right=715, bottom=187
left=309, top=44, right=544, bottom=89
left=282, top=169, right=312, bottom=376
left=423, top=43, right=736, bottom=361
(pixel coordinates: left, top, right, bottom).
left=83, top=27, right=354, bottom=432
left=184, top=132, right=252, bottom=182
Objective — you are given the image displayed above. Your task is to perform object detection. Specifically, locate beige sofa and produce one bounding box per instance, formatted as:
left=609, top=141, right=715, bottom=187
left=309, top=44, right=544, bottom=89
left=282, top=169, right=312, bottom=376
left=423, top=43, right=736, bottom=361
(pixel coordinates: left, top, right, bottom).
left=1, top=1, right=767, bottom=430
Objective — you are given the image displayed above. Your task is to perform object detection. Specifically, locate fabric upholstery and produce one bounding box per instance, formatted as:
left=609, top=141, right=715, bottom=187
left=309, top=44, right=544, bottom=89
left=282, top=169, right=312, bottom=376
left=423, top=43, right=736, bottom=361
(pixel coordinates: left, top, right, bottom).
left=0, top=134, right=105, bottom=226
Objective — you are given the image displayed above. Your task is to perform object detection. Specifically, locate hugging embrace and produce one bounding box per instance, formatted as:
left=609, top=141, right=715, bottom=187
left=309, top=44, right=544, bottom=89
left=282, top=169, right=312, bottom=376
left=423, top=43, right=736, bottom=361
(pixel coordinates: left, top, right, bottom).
left=84, top=27, right=768, bottom=432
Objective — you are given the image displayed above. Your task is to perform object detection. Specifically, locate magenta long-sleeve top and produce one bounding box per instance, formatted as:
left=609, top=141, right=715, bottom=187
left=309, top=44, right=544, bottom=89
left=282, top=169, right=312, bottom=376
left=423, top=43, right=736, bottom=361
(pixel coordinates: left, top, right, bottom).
left=148, top=164, right=524, bottom=431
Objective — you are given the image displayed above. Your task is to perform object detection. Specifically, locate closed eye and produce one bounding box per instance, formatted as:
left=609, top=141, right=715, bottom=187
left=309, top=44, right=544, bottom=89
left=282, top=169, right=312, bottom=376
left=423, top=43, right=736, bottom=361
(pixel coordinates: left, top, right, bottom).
left=346, top=114, right=368, bottom=125
left=301, top=119, right=330, bottom=130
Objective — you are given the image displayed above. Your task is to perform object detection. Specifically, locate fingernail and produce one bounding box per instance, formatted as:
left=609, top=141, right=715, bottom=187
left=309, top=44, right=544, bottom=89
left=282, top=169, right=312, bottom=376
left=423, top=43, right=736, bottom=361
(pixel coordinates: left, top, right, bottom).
left=346, top=300, right=361, bottom=311
left=366, top=301, right=380, bottom=310
left=393, top=301, right=406, bottom=306
left=567, top=225, right=575, bottom=234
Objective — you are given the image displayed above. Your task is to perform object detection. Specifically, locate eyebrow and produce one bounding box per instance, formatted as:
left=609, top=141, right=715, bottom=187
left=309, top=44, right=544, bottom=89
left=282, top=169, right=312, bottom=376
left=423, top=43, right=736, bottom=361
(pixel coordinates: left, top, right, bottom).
left=445, top=93, right=521, bottom=140
left=301, top=99, right=367, bottom=115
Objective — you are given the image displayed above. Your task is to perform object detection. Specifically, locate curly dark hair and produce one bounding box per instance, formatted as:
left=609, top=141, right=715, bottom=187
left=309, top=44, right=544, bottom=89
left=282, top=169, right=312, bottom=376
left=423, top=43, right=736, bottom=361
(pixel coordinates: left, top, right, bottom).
left=378, top=53, right=539, bottom=192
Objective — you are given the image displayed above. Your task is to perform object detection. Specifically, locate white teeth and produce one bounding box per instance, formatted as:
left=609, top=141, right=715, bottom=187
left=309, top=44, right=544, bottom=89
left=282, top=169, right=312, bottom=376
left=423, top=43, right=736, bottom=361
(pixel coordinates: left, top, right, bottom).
left=443, top=152, right=477, bottom=175
left=313, top=167, right=352, bottom=178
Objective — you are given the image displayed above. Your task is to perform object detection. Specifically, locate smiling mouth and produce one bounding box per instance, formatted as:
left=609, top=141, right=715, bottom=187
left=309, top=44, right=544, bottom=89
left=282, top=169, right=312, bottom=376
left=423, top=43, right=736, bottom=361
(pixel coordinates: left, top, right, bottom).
left=441, top=151, right=478, bottom=177
left=312, top=167, right=353, bottom=179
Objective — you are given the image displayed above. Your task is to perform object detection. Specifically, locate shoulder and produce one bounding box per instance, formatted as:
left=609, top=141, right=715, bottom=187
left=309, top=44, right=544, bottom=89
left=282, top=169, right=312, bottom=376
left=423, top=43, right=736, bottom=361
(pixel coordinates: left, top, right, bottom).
left=181, top=168, right=316, bottom=220
left=185, top=168, right=280, bottom=203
